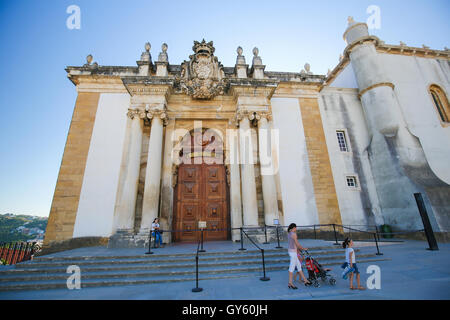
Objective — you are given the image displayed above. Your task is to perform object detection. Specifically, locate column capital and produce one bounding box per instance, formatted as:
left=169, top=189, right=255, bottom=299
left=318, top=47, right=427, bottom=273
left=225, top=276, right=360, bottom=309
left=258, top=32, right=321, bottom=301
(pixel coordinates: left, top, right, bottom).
left=146, top=108, right=169, bottom=126
left=254, top=111, right=272, bottom=123
left=127, top=107, right=146, bottom=120
left=234, top=109, right=272, bottom=127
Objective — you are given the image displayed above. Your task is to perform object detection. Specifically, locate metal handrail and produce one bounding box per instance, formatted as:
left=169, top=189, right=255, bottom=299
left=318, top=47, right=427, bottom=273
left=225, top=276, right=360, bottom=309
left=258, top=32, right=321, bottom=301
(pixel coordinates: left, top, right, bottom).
left=192, top=240, right=203, bottom=292
left=241, top=229, right=270, bottom=281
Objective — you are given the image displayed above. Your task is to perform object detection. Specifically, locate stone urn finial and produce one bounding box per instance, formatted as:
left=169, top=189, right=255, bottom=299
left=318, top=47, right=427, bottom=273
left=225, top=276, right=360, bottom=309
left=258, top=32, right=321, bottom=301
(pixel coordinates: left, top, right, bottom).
left=347, top=16, right=355, bottom=25
left=145, top=42, right=151, bottom=52
left=86, top=54, right=93, bottom=65
left=304, top=63, right=311, bottom=73
left=237, top=46, right=243, bottom=56
left=162, top=43, right=168, bottom=52
left=253, top=47, right=259, bottom=57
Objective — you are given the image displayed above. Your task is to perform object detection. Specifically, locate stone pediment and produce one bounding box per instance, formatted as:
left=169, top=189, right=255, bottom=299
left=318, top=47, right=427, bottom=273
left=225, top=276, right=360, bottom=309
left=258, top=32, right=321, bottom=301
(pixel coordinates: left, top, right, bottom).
left=176, top=39, right=228, bottom=99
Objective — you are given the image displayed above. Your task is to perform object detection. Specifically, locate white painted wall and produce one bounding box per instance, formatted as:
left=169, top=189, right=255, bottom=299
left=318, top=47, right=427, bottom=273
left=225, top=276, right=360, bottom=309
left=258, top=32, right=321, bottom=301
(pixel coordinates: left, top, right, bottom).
left=378, top=53, right=450, bottom=184
left=329, top=62, right=358, bottom=89
left=271, top=97, right=319, bottom=226
left=319, top=88, right=383, bottom=228
left=73, top=93, right=130, bottom=238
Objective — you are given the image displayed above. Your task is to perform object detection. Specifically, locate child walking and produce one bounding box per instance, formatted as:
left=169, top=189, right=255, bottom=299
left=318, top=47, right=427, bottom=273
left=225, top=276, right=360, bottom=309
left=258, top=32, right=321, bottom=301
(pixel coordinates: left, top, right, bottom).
left=342, top=238, right=365, bottom=290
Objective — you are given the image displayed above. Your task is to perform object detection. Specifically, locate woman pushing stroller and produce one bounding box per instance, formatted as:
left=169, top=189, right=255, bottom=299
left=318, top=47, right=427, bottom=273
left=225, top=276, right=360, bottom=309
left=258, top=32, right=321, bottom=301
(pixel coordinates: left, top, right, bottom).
left=287, top=223, right=312, bottom=289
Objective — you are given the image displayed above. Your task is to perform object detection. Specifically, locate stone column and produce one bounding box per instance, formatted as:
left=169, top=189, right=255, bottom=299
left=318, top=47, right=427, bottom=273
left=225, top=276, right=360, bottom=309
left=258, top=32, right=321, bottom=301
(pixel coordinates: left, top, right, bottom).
left=227, top=128, right=243, bottom=241
left=257, top=114, right=279, bottom=226
left=140, top=109, right=167, bottom=234
left=238, top=113, right=259, bottom=226
left=112, top=108, right=145, bottom=233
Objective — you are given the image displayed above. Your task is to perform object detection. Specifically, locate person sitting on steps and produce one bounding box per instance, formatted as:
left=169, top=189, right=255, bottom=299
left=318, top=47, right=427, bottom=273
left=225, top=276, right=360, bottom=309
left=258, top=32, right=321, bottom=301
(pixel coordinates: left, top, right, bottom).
left=152, top=218, right=164, bottom=248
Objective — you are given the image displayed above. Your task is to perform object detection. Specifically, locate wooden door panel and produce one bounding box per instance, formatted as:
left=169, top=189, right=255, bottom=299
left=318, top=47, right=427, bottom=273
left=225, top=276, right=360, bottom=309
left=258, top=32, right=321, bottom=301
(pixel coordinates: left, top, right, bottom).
left=180, top=181, right=200, bottom=200
left=204, top=181, right=223, bottom=200
left=179, top=220, right=197, bottom=242
left=204, top=201, right=223, bottom=220
left=174, top=163, right=228, bottom=242
left=204, top=166, right=223, bottom=180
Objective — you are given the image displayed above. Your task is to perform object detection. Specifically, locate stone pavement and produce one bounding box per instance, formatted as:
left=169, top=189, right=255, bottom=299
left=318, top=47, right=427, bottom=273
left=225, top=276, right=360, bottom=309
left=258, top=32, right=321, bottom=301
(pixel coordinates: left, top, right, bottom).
left=0, top=239, right=449, bottom=300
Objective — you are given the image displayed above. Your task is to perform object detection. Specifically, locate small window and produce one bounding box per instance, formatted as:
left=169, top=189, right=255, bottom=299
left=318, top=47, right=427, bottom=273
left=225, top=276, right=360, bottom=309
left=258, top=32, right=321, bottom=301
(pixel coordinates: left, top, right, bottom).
left=429, top=85, right=450, bottom=123
left=346, top=176, right=358, bottom=188
left=336, top=131, right=349, bottom=152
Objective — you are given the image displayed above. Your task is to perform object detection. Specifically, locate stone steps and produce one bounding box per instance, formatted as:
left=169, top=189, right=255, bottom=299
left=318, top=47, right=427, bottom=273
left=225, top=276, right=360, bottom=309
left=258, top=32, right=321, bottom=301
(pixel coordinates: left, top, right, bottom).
left=0, top=252, right=377, bottom=280
left=0, top=246, right=390, bottom=291
left=11, top=248, right=355, bottom=269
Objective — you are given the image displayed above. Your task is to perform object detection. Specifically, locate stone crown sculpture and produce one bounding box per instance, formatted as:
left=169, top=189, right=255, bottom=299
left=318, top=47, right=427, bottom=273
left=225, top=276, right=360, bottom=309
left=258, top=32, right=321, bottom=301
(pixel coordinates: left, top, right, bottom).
left=177, top=39, right=227, bottom=99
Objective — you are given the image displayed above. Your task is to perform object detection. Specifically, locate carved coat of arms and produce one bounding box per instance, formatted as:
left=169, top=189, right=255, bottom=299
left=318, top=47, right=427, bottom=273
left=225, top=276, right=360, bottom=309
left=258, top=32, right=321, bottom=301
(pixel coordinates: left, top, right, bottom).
left=177, top=39, right=228, bottom=99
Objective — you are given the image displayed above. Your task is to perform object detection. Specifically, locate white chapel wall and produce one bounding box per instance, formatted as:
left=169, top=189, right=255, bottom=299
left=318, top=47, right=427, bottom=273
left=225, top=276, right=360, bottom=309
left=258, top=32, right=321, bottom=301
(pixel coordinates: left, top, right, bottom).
left=378, top=53, right=450, bottom=185
left=318, top=88, right=383, bottom=228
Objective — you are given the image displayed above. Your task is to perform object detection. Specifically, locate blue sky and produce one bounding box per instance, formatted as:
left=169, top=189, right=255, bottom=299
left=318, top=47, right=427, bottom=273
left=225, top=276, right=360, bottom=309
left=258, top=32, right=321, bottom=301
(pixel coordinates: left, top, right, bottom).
left=0, top=0, right=449, bottom=217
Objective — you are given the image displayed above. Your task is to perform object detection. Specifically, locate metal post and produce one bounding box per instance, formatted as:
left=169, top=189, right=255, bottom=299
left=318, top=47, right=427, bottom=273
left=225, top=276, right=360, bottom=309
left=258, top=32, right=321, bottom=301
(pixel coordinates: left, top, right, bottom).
left=8, top=243, right=17, bottom=265
left=374, top=232, right=383, bottom=255
left=145, top=229, right=153, bottom=255
left=238, top=227, right=246, bottom=251
left=275, top=225, right=283, bottom=249
left=414, top=193, right=439, bottom=251
left=263, top=224, right=269, bottom=244
left=260, top=249, right=270, bottom=281
left=375, top=225, right=380, bottom=242
left=199, top=229, right=206, bottom=253
left=313, top=225, right=317, bottom=240
left=332, top=224, right=339, bottom=245
left=18, top=242, right=26, bottom=263
left=192, top=255, right=203, bottom=292
left=13, top=243, right=23, bottom=265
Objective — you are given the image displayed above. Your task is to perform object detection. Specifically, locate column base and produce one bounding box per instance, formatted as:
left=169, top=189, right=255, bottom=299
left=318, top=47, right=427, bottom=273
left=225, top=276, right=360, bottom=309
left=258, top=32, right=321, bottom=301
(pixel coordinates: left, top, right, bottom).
left=108, top=230, right=152, bottom=248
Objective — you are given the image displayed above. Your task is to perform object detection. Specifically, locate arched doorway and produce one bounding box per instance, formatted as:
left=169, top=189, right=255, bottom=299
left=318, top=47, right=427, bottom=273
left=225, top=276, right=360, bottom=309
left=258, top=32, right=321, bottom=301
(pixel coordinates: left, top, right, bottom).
left=173, top=128, right=230, bottom=242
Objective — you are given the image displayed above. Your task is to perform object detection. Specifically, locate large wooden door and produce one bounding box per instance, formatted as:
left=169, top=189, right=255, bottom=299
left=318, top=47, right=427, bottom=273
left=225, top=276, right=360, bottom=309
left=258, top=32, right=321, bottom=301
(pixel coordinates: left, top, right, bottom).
left=174, top=164, right=229, bottom=242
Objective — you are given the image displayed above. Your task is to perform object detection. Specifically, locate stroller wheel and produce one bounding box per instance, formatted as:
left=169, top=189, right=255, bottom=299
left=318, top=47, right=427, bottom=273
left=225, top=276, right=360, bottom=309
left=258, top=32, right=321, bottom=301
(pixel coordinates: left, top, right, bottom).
left=329, top=278, right=336, bottom=286
left=313, top=280, right=320, bottom=288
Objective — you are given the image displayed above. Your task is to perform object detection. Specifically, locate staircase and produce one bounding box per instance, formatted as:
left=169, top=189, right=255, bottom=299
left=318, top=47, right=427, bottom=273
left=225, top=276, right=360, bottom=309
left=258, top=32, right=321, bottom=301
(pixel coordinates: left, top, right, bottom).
left=0, top=245, right=390, bottom=291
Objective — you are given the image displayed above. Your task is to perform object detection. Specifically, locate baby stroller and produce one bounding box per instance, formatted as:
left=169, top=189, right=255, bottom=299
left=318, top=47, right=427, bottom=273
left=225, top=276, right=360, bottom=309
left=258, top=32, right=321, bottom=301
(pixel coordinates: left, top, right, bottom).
left=302, top=250, right=336, bottom=287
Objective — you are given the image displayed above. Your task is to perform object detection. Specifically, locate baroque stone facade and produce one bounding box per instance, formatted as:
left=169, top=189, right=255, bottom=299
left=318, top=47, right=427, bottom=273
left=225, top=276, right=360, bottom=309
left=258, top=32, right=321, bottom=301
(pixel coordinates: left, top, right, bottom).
left=44, top=18, right=450, bottom=248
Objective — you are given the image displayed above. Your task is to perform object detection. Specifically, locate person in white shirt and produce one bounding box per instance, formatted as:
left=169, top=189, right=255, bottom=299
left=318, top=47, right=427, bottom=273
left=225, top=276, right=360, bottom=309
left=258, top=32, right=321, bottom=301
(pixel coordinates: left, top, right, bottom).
left=342, top=238, right=365, bottom=290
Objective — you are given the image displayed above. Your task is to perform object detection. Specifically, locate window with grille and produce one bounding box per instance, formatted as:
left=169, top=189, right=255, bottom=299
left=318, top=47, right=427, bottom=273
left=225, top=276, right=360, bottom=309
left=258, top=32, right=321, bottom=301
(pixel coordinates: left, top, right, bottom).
left=346, top=176, right=358, bottom=188
left=336, top=131, right=349, bottom=152
left=429, top=85, right=449, bottom=123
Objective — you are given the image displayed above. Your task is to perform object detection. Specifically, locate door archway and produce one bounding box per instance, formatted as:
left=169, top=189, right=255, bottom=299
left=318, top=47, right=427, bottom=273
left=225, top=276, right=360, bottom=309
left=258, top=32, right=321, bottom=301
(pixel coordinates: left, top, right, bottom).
left=173, top=128, right=230, bottom=242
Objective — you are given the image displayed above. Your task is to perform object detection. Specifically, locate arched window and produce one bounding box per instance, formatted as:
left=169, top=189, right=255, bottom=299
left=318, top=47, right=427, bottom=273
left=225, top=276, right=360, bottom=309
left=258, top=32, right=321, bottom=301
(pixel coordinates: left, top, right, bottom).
left=429, top=84, right=450, bottom=123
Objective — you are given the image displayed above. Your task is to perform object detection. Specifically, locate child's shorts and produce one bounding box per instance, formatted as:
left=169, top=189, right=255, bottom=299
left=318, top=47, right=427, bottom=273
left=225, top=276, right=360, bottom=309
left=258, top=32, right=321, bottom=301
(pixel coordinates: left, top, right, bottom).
left=341, top=262, right=360, bottom=274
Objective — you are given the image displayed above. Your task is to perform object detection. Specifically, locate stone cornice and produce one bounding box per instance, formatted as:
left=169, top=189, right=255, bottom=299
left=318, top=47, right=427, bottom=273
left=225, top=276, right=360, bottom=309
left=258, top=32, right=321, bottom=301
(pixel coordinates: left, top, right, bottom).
left=273, top=82, right=321, bottom=98
left=122, top=77, right=174, bottom=97
left=229, top=79, right=279, bottom=99
left=66, top=66, right=139, bottom=79
left=377, top=42, right=450, bottom=59
left=70, top=75, right=128, bottom=93
left=358, top=82, right=395, bottom=98
left=324, top=35, right=450, bottom=89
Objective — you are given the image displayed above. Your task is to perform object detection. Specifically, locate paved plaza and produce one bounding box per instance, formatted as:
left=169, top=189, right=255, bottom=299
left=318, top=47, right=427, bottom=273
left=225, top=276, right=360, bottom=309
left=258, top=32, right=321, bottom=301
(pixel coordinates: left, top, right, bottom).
left=0, top=239, right=449, bottom=300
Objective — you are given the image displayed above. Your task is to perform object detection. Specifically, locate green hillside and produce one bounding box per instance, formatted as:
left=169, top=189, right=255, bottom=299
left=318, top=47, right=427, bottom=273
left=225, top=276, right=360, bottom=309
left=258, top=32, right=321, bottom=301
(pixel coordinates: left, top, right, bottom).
left=0, top=214, right=47, bottom=243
